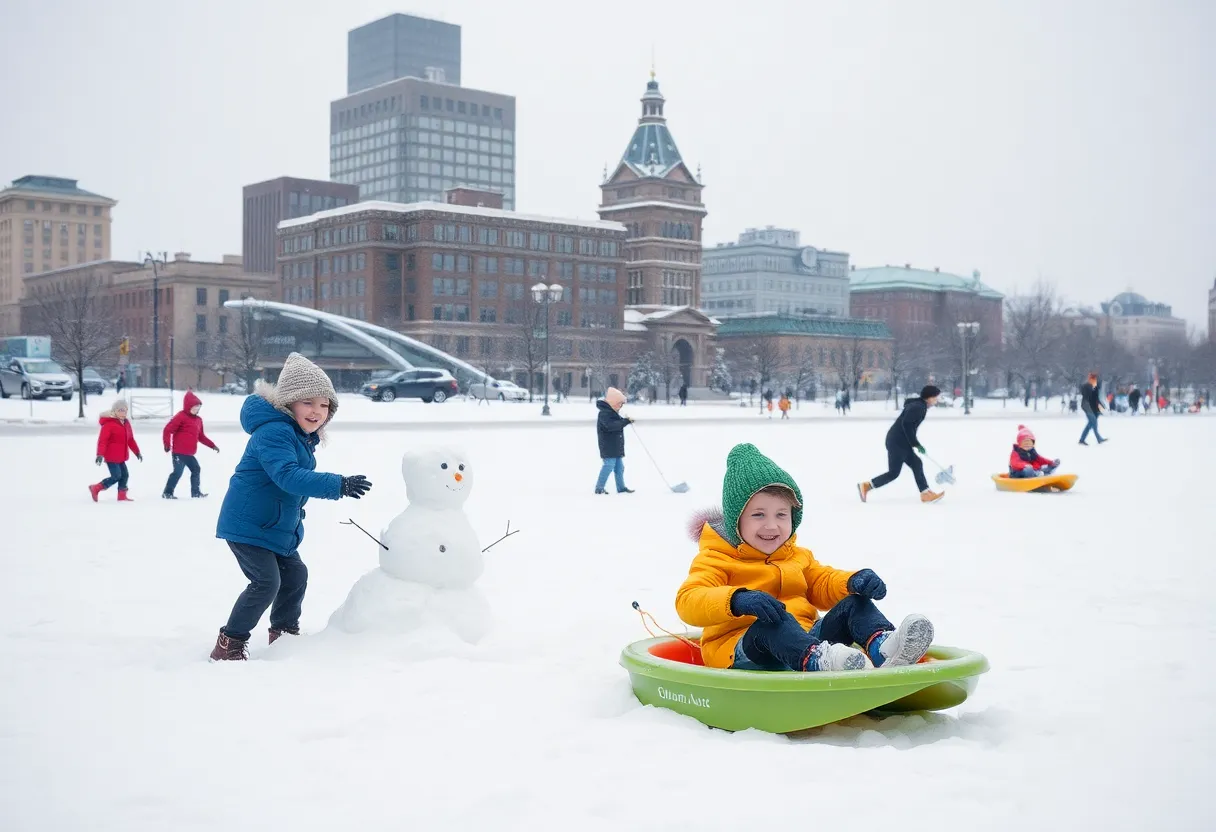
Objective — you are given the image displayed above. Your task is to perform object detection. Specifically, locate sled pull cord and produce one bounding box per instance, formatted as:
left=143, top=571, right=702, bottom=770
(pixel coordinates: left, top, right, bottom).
left=482, top=519, right=521, bottom=553
left=631, top=601, right=699, bottom=650
left=340, top=518, right=388, bottom=550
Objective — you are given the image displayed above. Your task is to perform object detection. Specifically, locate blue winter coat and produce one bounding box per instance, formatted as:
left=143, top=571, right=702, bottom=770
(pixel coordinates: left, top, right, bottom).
left=215, top=395, right=343, bottom=556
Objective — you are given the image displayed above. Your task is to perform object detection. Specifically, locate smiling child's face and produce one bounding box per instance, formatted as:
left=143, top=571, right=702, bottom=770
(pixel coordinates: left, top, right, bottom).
left=289, top=397, right=330, bottom=434
left=738, top=490, right=795, bottom=555
left=1020, top=437, right=1035, bottom=450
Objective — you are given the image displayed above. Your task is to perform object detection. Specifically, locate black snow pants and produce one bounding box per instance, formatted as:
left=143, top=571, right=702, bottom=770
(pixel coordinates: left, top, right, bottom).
left=870, top=442, right=929, bottom=493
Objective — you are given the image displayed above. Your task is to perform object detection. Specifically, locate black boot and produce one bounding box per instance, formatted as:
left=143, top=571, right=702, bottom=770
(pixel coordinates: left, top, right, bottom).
left=162, top=493, right=177, bottom=499
left=191, top=491, right=208, bottom=498
left=209, top=630, right=248, bottom=661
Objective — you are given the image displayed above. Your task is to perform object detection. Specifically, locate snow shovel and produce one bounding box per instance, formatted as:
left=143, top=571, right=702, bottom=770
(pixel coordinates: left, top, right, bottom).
left=631, top=426, right=690, bottom=493
left=924, top=452, right=956, bottom=486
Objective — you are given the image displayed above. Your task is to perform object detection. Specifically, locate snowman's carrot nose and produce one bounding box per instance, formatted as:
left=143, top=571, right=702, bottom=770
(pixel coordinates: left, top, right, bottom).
left=454, top=473, right=463, bottom=482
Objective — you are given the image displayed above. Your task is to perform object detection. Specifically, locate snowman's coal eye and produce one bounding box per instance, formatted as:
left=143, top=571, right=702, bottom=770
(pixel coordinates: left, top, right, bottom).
left=440, top=463, right=448, bottom=470
left=458, top=464, right=465, bottom=471
left=439, top=545, right=446, bottom=552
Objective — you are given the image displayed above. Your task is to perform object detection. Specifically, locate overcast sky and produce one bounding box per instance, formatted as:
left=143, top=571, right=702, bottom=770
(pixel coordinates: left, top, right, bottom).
left=4, top=0, right=1213, bottom=329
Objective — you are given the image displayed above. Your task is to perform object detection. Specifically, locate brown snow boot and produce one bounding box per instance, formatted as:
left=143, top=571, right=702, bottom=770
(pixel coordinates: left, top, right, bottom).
left=209, top=630, right=248, bottom=661
left=920, top=489, right=945, bottom=504
left=268, top=626, right=299, bottom=645
left=857, top=481, right=872, bottom=503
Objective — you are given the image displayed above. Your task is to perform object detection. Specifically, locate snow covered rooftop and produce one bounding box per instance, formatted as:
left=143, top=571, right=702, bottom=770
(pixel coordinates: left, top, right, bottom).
left=279, top=200, right=626, bottom=233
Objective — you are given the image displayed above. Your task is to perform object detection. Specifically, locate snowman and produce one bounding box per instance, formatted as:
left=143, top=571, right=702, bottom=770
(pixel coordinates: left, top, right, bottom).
left=327, top=446, right=492, bottom=644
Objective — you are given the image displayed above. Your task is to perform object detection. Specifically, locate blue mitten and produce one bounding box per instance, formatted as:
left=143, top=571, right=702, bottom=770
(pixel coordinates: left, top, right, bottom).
left=848, top=569, right=887, bottom=600
left=729, top=589, right=786, bottom=624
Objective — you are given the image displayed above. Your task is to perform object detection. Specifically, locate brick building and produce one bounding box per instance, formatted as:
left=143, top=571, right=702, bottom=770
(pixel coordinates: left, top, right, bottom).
left=21, top=254, right=276, bottom=389
left=715, top=313, right=893, bottom=395
left=597, top=74, right=716, bottom=386
left=243, top=177, right=358, bottom=274
left=275, top=197, right=640, bottom=392
left=0, top=175, right=117, bottom=337
left=849, top=264, right=1004, bottom=347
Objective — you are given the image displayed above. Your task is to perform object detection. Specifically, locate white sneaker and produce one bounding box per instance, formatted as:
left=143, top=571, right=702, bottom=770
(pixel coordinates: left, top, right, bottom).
left=873, top=614, right=934, bottom=667
left=806, top=641, right=868, bottom=672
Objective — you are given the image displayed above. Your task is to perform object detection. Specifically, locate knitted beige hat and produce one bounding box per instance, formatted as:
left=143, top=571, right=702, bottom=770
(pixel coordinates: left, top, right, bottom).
left=604, top=387, right=626, bottom=409
left=256, top=352, right=338, bottom=427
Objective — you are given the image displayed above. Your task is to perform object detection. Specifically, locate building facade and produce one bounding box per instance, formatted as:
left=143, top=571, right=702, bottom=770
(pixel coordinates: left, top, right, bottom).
left=275, top=199, right=637, bottom=392
left=702, top=227, right=849, bottom=318
left=242, top=177, right=358, bottom=274
left=348, top=13, right=461, bottom=94
left=714, top=313, right=893, bottom=395
left=1210, top=278, right=1216, bottom=344
left=849, top=264, right=1004, bottom=346
left=1100, top=291, right=1187, bottom=352
left=21, top=254, right=277, bottom=389
left=330, top=76, right=516, bottom=208
left=0, top=175, right=116, bottom=337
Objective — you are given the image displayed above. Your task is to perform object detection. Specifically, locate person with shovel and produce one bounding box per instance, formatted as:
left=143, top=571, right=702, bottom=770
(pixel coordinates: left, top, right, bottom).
left=594, top=387, right=635, bottom=494
left=857, top=385, right=945, bottom=504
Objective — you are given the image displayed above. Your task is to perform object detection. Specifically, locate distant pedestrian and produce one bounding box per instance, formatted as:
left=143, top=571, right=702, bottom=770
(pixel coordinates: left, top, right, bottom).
left=1079, top=373, right=1107, bottom=445
left=162, top=390, right=219, bottom=499
left=116, top=371, right=125, bottom=394
left=594, top=387, right=634, bottom=494
left=678, top=383, right=688, bottom=406
left=778, top=393, right=791, bottom=420
left=1128, top=387, right=1141, bottom=415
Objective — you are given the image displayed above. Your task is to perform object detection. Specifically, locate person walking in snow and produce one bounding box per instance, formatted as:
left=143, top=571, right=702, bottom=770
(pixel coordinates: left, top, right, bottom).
left=594, top=386, right=634, bottom=494
left=677, top=442, right=934, bottom=672
left=1008, top=425, right=1060, bottom=478
left=857, top=385, right=944, bottom=504
left=89, top=398, right=142, bottom=502
left=162, top=389, right=219, bottom=499
left=778, top=392, right=791, bottom=419
left=209, top=353, right=373, bottom=661
left=1128, top=386, right=1141, bottom=416
left=1079, top=372, right=1107, bottom=445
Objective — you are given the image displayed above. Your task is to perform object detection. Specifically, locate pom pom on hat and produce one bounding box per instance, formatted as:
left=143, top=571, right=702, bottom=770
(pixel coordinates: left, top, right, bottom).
left=1017, top=424, right=1035, bottom=443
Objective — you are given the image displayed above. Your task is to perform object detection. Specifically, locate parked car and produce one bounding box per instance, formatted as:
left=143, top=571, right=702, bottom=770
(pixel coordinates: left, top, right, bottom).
left=0, top=356, right=75, bottom=400
left=467, top=379, right=529, bottom=401
left=360, top=369, right=459, bottom=403
left=987, top=388, right=1010, bottom=399
left=81, top=368, right=107, bottom=396
left=934, top=394, right=956, bottom=408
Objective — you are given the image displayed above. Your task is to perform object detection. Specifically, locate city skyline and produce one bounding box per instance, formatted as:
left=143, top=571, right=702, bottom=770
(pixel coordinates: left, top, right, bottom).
left=2, top=0, right=1213, bottom=330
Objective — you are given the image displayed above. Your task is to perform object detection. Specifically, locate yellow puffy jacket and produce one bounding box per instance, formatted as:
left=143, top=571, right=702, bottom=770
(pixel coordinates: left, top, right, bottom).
left=675, top=521, right=854, bottom=669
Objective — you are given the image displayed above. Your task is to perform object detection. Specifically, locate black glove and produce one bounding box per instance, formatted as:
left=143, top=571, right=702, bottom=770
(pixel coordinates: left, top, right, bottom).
left=341, top=475, right=373, bottom=499
left=95, top=455, right=103, bottom=466
left=136, top=453, right=143, bottom=462
left=848, top=568, right=887, bottom=600
left=729, top=589, right=786, bottom=624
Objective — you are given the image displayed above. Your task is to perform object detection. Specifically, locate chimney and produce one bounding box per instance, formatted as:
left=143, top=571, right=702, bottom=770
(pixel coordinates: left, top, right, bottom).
left=174, top=252, right=191, bottom=262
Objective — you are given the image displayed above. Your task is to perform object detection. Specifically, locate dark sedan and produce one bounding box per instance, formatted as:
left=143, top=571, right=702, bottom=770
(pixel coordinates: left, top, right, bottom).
left=360, top=369, right=460, bottom=403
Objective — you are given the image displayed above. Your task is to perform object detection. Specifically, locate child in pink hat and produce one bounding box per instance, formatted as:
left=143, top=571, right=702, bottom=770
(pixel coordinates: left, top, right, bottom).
left=1009, top=425, right=1060, bottom=478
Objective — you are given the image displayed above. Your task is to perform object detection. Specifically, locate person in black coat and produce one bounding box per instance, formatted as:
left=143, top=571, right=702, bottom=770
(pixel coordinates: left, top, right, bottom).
left=1128, top=386, right=1141, bottom=415
left=858, top=385, right=944, bottom=503
left=1079, top=372, right=1107, bottom=445
left=595, top=387, right=634, bottom=494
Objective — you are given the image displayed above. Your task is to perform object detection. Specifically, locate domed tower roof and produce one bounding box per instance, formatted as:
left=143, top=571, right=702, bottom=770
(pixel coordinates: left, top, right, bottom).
left=618, top=74, right=684, bottom=179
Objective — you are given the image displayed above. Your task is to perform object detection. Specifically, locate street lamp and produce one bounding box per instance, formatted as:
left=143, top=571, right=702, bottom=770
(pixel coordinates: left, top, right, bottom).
left=531, top=282, right=563, bottom=416
left=957, top=322, right=980, bottom=415
left=143, top=251, right=168, bottom=388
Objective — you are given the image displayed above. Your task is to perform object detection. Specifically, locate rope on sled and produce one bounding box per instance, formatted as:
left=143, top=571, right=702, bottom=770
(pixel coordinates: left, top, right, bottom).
left=631, top=601, right=699, bottom=651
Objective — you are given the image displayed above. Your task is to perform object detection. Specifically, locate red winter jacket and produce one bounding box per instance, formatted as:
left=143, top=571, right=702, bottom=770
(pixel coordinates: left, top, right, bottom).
left=97, top=415, right=141, bottom=463
left=163, top=391, right=216, bottom=455
left=1009, top=444, right=1054, bottom=472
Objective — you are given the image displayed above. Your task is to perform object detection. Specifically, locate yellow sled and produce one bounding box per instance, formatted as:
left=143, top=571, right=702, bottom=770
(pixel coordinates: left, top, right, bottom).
left=991, top=472, right=1078, bottom=493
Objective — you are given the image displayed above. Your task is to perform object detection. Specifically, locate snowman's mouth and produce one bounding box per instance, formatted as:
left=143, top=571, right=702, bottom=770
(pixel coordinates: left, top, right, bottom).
left=444, top=483, right=465, bottom=491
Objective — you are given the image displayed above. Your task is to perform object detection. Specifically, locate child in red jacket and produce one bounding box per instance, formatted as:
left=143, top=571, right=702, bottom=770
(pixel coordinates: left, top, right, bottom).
left=1009, top=425, right=1059, bottom=479
left=90, top=398, right=142, bottom=502
left=162, top=390, right=219, bottom=499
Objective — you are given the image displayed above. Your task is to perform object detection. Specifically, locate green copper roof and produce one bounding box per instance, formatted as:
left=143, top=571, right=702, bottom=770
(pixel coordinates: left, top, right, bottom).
left=716, top=314, right=892, bottom=340
left=850, top=265, right=1003, bottom=299
left=2, top=175, right=114, bottom=202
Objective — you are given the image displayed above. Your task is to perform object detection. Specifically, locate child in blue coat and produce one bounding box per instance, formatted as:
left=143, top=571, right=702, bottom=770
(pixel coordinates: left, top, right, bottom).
left=209, top=353, right=373, bottom=661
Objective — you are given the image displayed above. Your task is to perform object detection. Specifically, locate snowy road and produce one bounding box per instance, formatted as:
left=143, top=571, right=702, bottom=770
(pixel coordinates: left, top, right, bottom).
left=1, top=409, right=1212, bottom=830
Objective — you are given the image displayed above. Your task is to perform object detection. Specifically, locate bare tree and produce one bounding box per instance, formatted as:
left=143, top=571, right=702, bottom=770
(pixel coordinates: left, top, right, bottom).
left=836, top=335, right=867, bottom=397
left=30, top=273, right=123, bottom=418
left=627, top=350, right=660, bottom=401
left=219, top=306, right=264, bottom=394
left=501, top=299, right=545, bottom=402
left=784, top=344, right=818, bottom=407
left=1004, top=283, right=1064, bottom=407
left=588, top=339, right=619, bottom=401
left=655, top=341, right=682, bottom=403
left=885, top=331, right=930, bottom=409
left=725, top=337, right=786, bottom=412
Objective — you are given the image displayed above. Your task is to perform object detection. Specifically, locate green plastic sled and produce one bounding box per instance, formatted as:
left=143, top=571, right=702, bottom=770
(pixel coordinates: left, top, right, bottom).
left=620, top=635, right=989, bottom=734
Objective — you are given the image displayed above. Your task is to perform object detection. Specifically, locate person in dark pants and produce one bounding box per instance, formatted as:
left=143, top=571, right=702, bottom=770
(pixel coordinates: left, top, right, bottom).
left=210, top=352, right=373, bottom=661
left=594, top=386, right=634, bottom=494
left=162, top=390, right=219, bottom=498
left=857, top=385, right=944, bottom=504
left=89, top=398, right=142, bottom=502
left=1079, top=372, right=1107, bottom=445
left=1128, top=386, right=1141, bottom=416
left=678, top=383, right=688, bottom=406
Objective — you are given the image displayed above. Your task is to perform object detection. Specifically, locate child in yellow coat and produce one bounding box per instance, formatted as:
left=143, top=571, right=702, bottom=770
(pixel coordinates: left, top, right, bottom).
left=676, top=443, right=933, bottom=672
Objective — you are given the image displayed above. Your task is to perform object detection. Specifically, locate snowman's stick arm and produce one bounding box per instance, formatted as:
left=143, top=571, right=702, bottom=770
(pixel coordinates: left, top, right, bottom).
left=340, top=519, right=389, bottom=551
left=481, top=520, right=521, bottom=553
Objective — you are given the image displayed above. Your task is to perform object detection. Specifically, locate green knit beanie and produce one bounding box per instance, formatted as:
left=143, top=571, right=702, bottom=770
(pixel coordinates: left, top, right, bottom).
left=721, top=443, right=803, bottom=547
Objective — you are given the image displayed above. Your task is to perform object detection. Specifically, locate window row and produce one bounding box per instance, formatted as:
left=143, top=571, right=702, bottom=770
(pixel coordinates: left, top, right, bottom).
left=15, top=201, right=104, bottom=216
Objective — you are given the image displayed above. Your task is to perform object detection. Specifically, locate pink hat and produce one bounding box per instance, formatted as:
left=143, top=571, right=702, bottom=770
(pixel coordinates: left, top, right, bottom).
left=1016, top=424, right=1035, bottom=443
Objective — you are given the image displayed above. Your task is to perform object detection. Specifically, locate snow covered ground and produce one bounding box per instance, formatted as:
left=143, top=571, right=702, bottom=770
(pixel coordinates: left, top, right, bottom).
left=1, top=406, right=1212, bottom=830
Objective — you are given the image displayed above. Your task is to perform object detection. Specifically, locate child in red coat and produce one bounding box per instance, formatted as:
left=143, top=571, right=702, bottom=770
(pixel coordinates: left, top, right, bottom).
left=90, top=398, right=142, bottom=501
left=1009, top=425, right=1059, bottom=479
left=162, top=390, right=219, bottom=499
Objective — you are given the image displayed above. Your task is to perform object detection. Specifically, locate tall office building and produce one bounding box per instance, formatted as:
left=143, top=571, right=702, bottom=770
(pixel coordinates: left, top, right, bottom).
left=348, top=13, right=461, bottom=95
left=330, top=76, right=516, bottom=209
left=242, top=177, right=358, bottom=274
